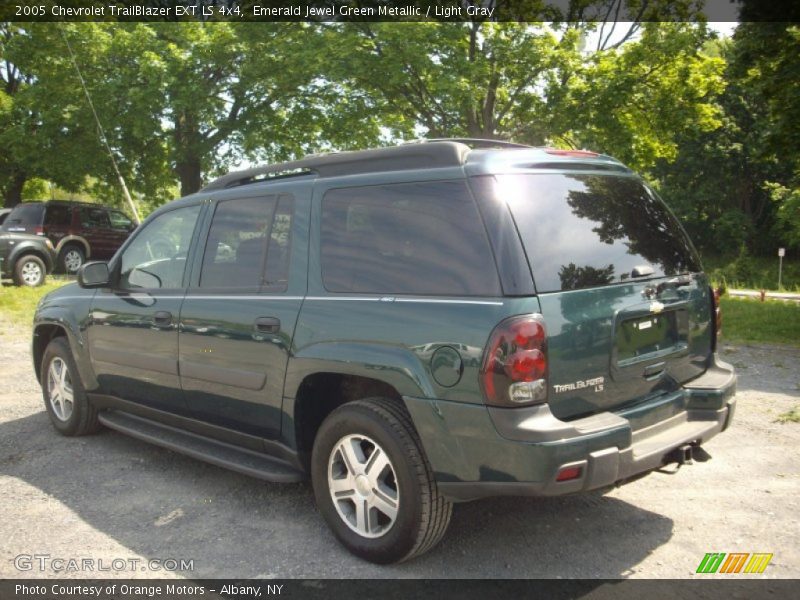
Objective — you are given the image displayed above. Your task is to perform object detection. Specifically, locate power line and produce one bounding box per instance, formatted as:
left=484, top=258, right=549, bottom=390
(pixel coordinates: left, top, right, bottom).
left=58, top=24, right=141, bottom=224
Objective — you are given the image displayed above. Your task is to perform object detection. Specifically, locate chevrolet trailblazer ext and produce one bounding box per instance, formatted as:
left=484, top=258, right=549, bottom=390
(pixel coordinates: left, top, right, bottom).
left=32, top=140, right=736, bottom=563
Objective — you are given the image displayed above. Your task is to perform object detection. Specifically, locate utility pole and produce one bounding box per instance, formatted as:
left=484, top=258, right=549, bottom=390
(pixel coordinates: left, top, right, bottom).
left=59, top=25, right=141, bottom=224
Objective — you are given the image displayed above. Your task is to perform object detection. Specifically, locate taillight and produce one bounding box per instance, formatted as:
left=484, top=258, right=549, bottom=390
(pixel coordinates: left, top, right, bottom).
left=711, top=287, right=722, bottom=351
left=32, top=226, right=44, bottom=236
left=480, top=314, right=548, bottom=407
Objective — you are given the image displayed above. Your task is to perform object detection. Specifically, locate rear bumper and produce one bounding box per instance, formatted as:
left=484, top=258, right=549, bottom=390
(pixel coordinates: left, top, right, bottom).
left=406, top=355, right=736, bottom=502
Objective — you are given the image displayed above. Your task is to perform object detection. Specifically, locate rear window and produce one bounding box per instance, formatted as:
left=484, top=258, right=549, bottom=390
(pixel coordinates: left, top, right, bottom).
left=321, top=180, right=500, bottom=296
left=1, top=203, right=44, bottom=230
left=491, top=174, right=701, bottom=293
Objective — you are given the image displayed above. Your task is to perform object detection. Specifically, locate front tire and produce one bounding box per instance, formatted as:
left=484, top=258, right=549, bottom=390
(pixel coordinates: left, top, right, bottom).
left=311, top=398, right=452, bottom=564
left=13, top=254, right=46, bottom=287
left=41, top=337, right=101, bottom=436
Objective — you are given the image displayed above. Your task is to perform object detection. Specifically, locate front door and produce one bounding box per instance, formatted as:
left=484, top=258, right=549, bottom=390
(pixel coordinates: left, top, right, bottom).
left=179, top=189, right=305, bottom=439
left=87, top=203, right=203, bottom=413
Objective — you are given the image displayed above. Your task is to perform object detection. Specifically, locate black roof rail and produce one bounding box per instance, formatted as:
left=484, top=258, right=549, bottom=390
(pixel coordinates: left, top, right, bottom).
left=201, top=142, right=471, bottom=192
left=417, top=138, right=533, bottom=149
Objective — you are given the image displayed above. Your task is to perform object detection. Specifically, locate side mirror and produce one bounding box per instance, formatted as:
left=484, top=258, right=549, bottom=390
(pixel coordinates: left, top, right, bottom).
left=78, top=261, right=110, bottom=288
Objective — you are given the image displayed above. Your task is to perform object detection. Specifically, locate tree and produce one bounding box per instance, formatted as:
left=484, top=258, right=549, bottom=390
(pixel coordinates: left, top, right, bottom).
left=0, top=24, right=109, bottom=206
left=653, top=24, right=800, bottom=254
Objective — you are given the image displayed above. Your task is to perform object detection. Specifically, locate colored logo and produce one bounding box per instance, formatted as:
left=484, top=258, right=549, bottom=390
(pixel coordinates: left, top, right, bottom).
left=696, top=552, right=773, bottom=574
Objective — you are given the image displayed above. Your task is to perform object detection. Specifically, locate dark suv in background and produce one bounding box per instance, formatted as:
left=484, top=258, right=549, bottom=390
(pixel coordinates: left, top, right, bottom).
left=32, top=140, right=736, bottom=563
left=1, top=200, right=135, bottom=273
left=0, top=230, right=56, bottom=286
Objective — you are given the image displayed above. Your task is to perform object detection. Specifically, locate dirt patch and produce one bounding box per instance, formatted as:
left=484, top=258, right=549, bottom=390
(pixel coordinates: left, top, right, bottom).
left=1, top=320, right=798, bottom=578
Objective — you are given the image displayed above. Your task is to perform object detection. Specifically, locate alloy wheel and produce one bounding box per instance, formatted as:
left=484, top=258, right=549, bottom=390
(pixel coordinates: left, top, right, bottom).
left=47, top=357, right=74, bottom=421
left=328, top=434, right=399, bottom=538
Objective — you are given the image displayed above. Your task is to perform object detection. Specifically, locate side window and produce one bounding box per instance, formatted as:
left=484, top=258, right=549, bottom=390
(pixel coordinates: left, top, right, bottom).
left=44, top=205, right=72, bottom=226
left=321, top=181, right=501, bottom=296
left=80, top=207, right=111, bottom=229
left=199, top=194, right=294, bottom=291
left=118, top=205, right=201, bottom=290
left=109, top=210, right=133, bottom=231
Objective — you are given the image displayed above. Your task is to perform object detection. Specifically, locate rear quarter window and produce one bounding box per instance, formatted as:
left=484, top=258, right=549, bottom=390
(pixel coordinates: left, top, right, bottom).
left=321, top=180, right=500, bottom=296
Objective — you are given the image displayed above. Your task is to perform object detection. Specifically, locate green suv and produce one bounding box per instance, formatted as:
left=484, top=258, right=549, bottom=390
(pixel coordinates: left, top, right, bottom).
left=32, top=140, right=736, bottom=563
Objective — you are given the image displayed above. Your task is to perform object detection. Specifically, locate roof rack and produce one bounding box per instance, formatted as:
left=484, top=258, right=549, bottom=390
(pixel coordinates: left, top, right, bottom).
left=418, top=138, right=533, bottom=149
left=201, top=142, right=471, bottom=192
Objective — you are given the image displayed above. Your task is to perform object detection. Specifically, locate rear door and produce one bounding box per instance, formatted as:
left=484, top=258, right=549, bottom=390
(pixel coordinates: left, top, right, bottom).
left=42, top=203, right=73, bottom=249
left=178, top=184, right=308, bottom=439
left=481, top=172, right=712, bottom=420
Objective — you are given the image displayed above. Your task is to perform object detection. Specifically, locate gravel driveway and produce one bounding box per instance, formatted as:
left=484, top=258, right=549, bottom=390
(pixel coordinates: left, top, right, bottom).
left=1, top=317, right=798, bottom=579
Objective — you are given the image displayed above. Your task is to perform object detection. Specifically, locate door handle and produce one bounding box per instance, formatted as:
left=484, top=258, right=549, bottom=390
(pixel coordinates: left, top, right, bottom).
left=254, top=316, right=280, bottom=334
left=153, top=311, right=173, bottom=327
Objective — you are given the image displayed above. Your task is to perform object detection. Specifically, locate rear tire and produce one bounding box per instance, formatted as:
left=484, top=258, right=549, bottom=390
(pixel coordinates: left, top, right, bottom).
left=59, top=244, right=85, bottom=274
left=41, top=337, right=101, bottom=436
left=311, top=398, right=452, bottom=564
left=13, top=254, right=46, bottom=287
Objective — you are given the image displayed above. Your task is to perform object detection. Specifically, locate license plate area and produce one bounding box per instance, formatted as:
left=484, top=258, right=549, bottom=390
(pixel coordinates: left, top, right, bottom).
left=614, top=309, right=689, bottom=369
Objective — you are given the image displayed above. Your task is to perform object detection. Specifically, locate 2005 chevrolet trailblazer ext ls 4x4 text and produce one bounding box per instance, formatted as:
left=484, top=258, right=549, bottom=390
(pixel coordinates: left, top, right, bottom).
left=32, top=140, right=736, bottom=563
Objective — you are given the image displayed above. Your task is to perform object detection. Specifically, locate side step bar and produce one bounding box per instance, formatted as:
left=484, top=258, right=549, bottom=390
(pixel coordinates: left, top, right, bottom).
left=98, top=410, right=305, bottom=483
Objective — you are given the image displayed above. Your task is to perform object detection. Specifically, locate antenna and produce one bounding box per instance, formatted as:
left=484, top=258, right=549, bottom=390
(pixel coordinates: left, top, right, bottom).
left=58, top=25, right=141, bottom=224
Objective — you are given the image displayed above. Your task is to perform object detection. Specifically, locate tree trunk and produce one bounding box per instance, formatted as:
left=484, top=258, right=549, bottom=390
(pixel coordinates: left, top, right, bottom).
left=176, top=156, right=203, bottom=197
left=3, top=171, right=27, bottom=208
left=174, top=108, right=204, bottom=196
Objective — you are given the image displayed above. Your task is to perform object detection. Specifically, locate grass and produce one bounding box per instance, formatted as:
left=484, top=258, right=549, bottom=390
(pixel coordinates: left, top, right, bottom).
left=775, top=407, right=800, bottom=424
left=719, top=296, right=800, bottom=346
left=0, top=277, right=71, bottom=329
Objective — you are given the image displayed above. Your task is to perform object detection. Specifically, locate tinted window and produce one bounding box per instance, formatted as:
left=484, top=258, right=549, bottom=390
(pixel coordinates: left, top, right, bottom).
left=119, top=205, right=200, bottom=290
left=200, top=194, right=293, bottom=290
left=493, top=174, right=701, bottom=293
left=321, top=181, right=500, bottom=296
left=1, top=203, right=44, bottom=230
left=80, top=207, right=111, bottom=228
left=44, top=204, right=72, bottom=226
left=109, top=211, right=133, bottom=230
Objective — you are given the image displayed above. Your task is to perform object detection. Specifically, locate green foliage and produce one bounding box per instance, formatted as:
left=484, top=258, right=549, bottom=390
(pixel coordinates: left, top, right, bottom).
left=705, top=251, right=800, bottom=291
left=655, top=23, right=800, bottom=255
left=566, top=22, right=725, bottom=172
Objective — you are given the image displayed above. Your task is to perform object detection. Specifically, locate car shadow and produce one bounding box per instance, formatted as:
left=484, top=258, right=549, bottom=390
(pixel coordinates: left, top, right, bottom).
left=0, top=410, right=673, bottom=579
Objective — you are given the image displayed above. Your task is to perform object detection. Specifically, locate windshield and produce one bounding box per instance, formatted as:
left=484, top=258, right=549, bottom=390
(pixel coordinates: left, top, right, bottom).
left=490, top=173, right=701, bottom=293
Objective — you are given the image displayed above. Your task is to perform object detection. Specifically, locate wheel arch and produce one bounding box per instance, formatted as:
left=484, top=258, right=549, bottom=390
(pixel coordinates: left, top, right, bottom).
left=55, top=236, right=91, bottom=259
left=288, top=371, right=411, bottom=472
left=32, top=318, right=97, bottom=390
left=10, top=245, right=54, bottom=273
